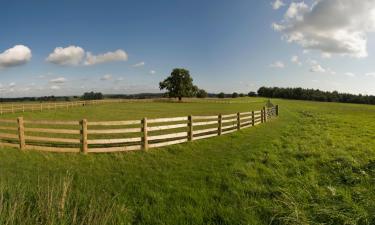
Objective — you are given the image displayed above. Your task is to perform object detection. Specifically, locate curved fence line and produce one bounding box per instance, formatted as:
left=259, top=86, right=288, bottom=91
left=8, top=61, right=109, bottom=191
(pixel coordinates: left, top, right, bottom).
left=0, top=106, right=279, bottom=153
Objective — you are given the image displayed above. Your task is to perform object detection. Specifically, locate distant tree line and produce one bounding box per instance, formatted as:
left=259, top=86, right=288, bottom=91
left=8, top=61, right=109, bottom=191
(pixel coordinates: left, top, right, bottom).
left=257, top=87, right=375, bottom=105
left=0, top=96, right=72, bottom=103
left=82, top=92, right=104, bottom=100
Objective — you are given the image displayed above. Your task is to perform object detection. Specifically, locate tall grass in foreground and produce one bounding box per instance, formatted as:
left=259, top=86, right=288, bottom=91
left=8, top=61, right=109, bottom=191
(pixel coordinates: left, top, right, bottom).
left=0, top=174, right=130, bottom=225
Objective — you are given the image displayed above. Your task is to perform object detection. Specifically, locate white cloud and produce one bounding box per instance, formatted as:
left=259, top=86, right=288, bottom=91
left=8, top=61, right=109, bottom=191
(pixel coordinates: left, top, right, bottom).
left=84, top=49, right=128, bottom=66
left=101, top=74, right=112, bottom=81
left=50, top=77, right=67, bottom=84
left=116, top=77, right=124, bottom=81
left=291, top=55, right=302, bottom=65
left=46, top=46, right=85, bottom=66
left=150, top=70, right=156, bottom=74
left=308, top=60, right=326, bottom=73
left=132, top=61, right=145, bottom=67
left=272, top=0, right=285, bottom=10
left=269, top=61, right=285, bottom=68
left=273, top=0, right=375, bottom=58
left=50, top=85, right=61, bottom=90
left=0, top=45, right=32, bottom=68
left=9, top=82, right=16, bottom=88
left=345, top=72, right=356, bottom=77
left=321, top=52, right=332, bottom=59
left=365, top=72, right=375, bottom=77
left=310, top=64, right=326, bottom=73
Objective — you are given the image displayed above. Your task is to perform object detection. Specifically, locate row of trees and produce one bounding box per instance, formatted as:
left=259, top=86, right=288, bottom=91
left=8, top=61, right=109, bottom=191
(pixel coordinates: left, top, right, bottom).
left=257, top=87, right=375, bottom=105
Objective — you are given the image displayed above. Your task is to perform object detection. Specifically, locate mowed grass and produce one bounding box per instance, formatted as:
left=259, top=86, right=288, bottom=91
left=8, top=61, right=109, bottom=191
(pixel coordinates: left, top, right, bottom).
left=0, top=98, right=266, bottom=121
left=0, top=98, right=374, bottom=224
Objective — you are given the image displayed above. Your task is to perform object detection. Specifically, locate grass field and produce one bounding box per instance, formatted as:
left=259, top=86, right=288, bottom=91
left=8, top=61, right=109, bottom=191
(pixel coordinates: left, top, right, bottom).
left=0, top=97, right=374, bottom=224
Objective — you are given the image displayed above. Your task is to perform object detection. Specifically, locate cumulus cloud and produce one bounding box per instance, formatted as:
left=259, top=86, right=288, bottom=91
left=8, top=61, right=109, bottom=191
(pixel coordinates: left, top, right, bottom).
left=9, top=82, right=16, bottom=88
left=365, top=72, right=375, bottom=77
left=272, top=0, right=285, bottom=10
left=291, top=55, right=302, bottom=65
left=345, top=72, right=356, bottom=77
left=272, top=0, right=375, bottom=58
left=50, top=77, right=67, bottom=84
left=132, top=61, right=145, bottom=67
left=308, top=60, right=326, bottom=73
left=101, top=74, right=112, bottom=81
left=84, top=49, right=128, bottom=66
left=0, top=45, right=32, bottom=68
left=46, top=46, right=85, bottom=66
left=149, top=70, right=156, bottom=74
left=50, top=85, right=61, bottom=90
left=269, top=61, right=285, bottom=68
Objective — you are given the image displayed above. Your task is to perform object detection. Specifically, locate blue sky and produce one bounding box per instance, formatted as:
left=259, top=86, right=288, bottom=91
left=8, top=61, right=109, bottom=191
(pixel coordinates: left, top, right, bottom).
left=1, top=0, right=375, bottom=97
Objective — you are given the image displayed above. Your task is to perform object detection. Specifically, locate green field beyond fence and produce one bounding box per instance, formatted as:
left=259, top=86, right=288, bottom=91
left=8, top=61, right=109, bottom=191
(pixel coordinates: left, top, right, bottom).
left=0, top=105, right=278, bottom=153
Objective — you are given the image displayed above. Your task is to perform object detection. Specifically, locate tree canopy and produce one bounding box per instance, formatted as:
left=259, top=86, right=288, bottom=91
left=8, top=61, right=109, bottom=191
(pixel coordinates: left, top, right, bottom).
left=159, top=68, right=198, bottom=101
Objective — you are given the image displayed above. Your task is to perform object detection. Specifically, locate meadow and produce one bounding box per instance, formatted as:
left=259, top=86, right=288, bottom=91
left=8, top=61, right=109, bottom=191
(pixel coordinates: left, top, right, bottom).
left=0, top=97, right=374, bottom=224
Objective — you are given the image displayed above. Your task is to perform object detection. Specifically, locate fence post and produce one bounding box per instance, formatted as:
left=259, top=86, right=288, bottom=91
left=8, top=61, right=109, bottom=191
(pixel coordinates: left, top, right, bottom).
left=22, top=105, right=25, bottom=113
left=12, top=104, right=14, bottom=113
left=263, top=107, right=267, bottom=123
left=17, top=117, right=25, bottom=150
left=188, top=115, right=193, bottom=141
left=237, top=112, right=241, bottom=130
left=218, top=114, right=222, bottom=135
left=276, top=105, right=279, bottom=116
left=252, top=111, right=255, bottom=126
left=80, top=119, right=88, bottom=154
left=142, top=118, right=148, bottom=151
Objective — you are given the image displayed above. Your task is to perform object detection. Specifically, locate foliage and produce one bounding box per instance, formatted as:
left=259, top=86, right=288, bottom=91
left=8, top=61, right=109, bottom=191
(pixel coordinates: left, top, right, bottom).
left=258, top=86, right=375, bottom=105
left=217, top=92, right=225, bottom=98
left=232, top=92, right=239, bottom=98
left=196, top=89, right=208, bottom=98
left=248, top=91, right=257, bottom=97
left=159, top=68, right=198, bottom=101
left=239, top=93, right=245, bottom=97
left=82, top=92, right=104, bottom=100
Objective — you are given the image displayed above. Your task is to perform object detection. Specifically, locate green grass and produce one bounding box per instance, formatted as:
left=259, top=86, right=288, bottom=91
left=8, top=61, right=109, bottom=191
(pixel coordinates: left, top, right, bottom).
left=0, top=97, right=374, bottom=224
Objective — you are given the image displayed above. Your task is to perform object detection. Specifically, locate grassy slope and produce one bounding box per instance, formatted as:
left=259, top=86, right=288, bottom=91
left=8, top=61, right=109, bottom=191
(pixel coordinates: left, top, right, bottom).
left=0, top=98, right=374, bottom=224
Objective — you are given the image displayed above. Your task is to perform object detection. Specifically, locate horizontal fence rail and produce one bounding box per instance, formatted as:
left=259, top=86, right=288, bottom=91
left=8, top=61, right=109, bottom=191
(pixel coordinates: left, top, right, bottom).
left=0, top=105, right=279, bottom=153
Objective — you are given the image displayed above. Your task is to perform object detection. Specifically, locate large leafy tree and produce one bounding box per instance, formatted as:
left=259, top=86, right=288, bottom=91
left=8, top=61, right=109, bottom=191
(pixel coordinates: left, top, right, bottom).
left=159, top=68, right=198, bottom=101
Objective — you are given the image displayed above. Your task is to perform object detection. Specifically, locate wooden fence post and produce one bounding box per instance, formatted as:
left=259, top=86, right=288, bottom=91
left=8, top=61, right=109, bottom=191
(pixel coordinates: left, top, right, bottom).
left=80, top=119, right=88, bottom=154
left=188, top=115, right=193, bottom=141
left=276, top=105, right=279, bottom=116
left=17, top=117, right=26, bottom=150
left=12, top=104, right=14, bottom=113
left=252, top=111, right=255, bottom=126
left=263, top=107, right=267, bottom=123
left=218, top=114, right=222, bottom=135
left=237, top=112, right=241, bottom=130
left=142, top=118, right=148, bottom=151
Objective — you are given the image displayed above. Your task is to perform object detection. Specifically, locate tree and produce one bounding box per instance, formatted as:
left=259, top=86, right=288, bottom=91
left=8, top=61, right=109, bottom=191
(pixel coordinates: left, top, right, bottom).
left=218, top=92, right=225, bottom=98
left=232, top=92, right=239, bottom=98
left=248, top=91, right=257, bottom=97
left=82, top=92, right=103, bottom=100
left=239, top=93, right=245, bottom=97
left=196, top=89, right=208, bottom=98
left=159, top=68, right=198, bottom=101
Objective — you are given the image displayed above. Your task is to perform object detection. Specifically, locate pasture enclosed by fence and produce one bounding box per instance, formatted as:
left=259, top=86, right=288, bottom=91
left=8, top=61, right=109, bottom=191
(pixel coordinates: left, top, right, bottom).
left=0, top=105, right=278, bottom=153
left=0, top=98, right=265, bottom=114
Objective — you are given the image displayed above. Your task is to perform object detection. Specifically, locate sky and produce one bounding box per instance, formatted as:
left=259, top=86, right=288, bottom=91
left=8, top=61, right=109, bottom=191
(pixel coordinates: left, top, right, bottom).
left=1, top=0, right=375, bottom=97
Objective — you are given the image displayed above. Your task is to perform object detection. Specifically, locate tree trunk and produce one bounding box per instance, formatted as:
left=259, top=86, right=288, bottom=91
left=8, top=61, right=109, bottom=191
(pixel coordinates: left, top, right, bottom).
left=178, top=96, right=182, bottom=101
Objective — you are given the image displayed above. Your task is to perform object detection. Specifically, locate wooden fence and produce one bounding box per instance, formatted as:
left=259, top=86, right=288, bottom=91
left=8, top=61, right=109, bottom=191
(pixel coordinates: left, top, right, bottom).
left=0, top=105, right=278, bottom=153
